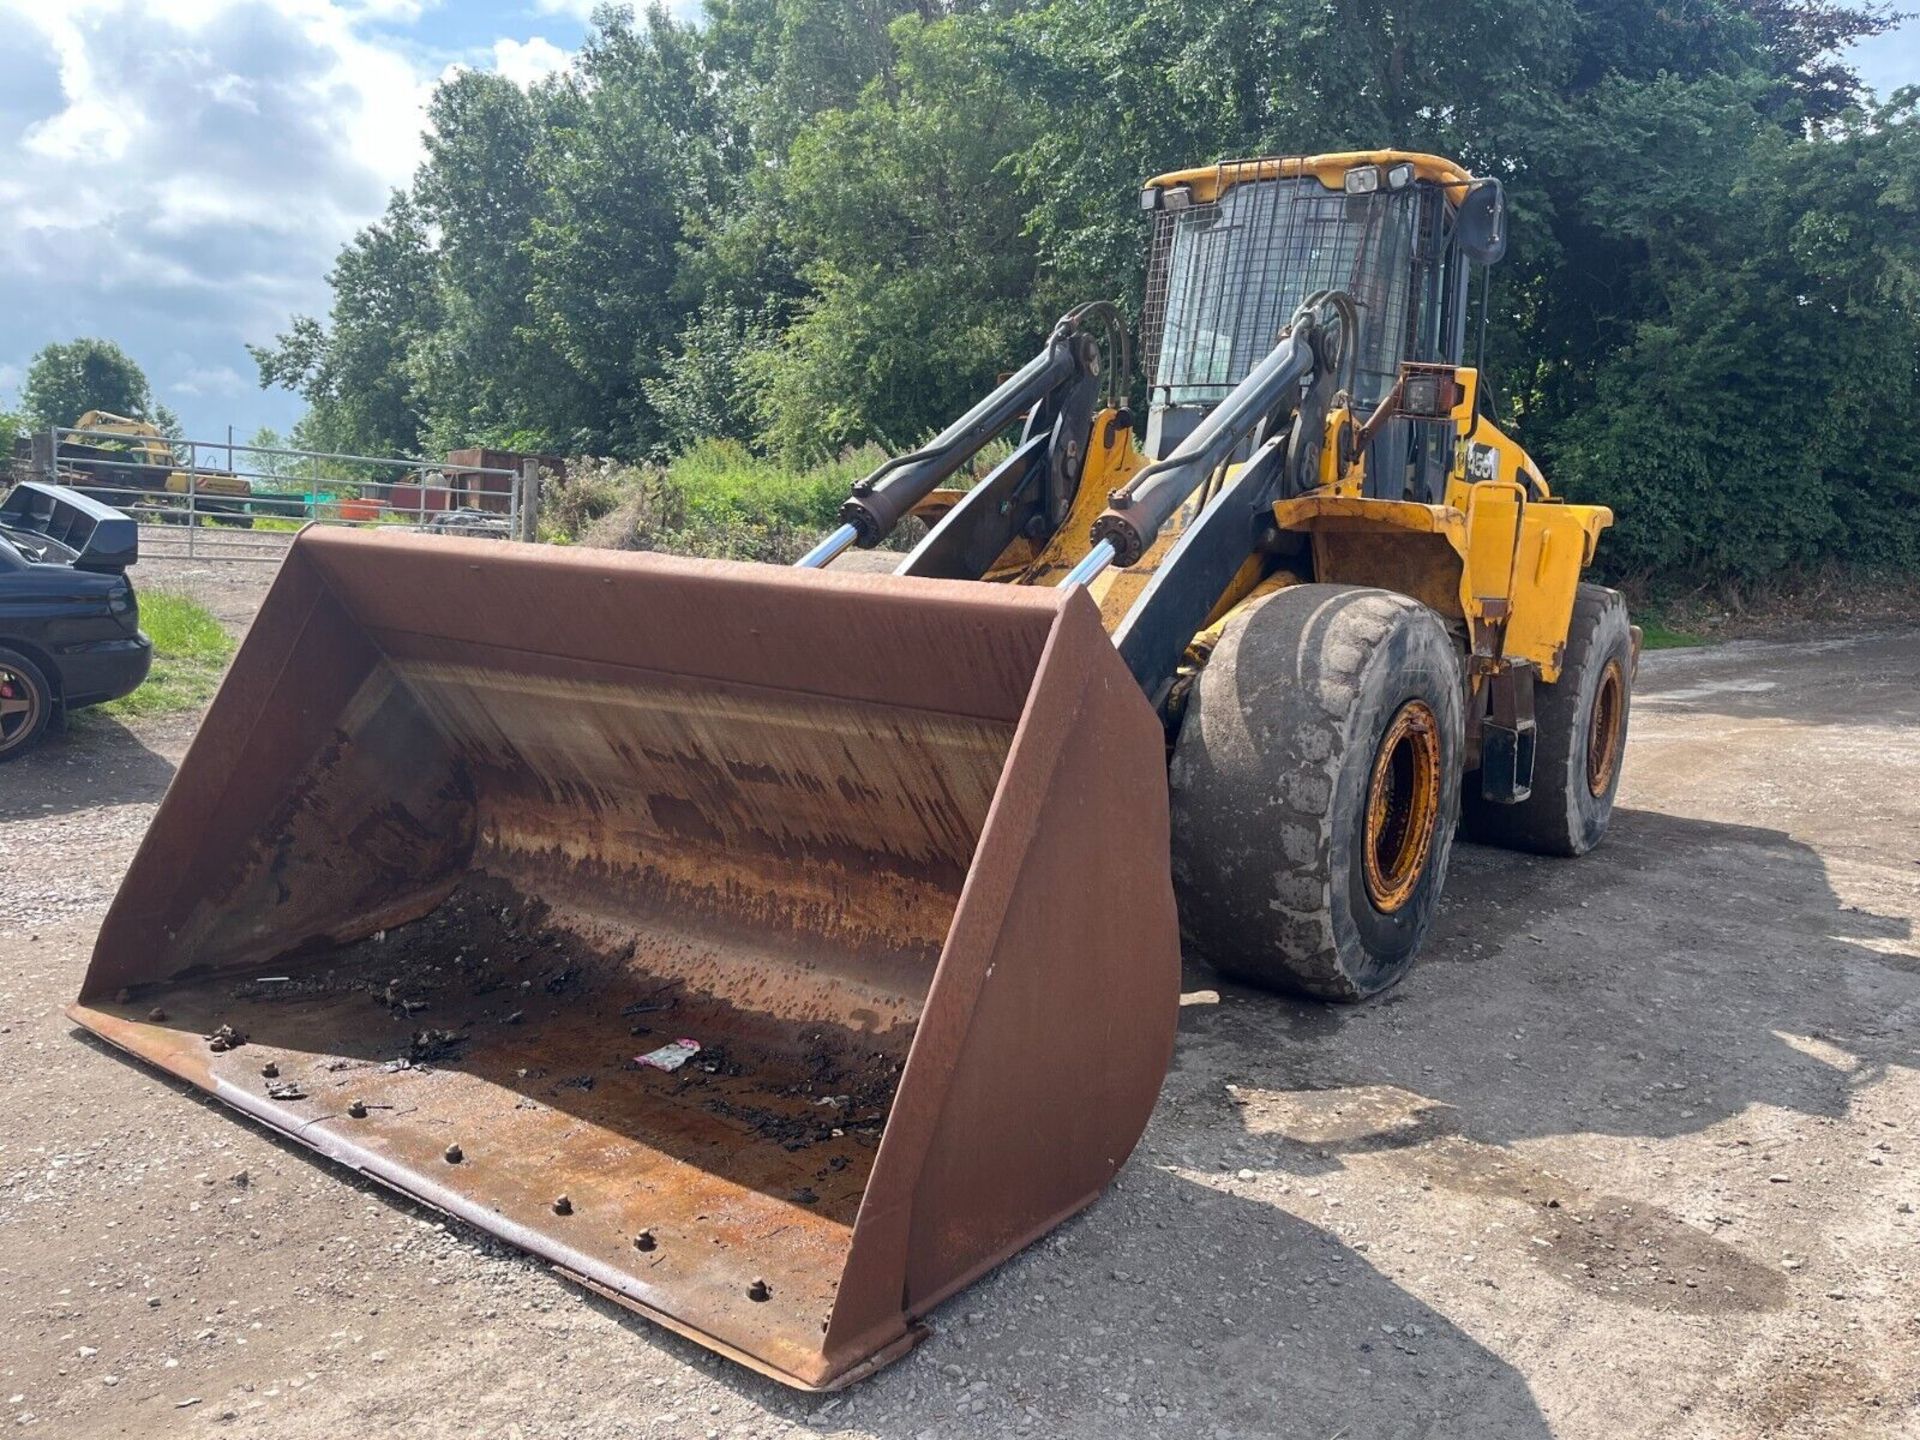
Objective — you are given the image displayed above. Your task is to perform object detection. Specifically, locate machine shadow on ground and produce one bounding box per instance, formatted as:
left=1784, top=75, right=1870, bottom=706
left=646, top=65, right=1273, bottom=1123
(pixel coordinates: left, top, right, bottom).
left=0, top=713, right=179, bottom=820
left=62, top=1018, right=1554, bottom=1438
left=607, top=1161, right=1556, bottom=1438
left=1172, top=803, right=1915, bottom=1165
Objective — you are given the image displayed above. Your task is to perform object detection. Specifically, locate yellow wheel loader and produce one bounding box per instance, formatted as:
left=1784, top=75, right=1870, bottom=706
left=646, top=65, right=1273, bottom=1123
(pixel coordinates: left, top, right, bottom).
left=72, top=151, right=1633, bottom=1390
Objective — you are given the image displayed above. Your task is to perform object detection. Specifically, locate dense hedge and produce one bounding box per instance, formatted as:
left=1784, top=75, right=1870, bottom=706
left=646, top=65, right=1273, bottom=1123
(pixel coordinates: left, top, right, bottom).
left=254, top=1, right=1919, bottom=587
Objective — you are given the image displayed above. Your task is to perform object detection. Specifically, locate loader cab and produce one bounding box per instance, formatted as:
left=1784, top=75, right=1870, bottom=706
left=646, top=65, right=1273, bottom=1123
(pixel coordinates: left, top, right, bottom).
left=1139, top=152, right=1503, bottom=503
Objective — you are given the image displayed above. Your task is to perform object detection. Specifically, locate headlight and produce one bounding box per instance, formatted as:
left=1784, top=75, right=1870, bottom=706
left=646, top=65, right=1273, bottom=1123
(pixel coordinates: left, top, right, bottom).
left=1343, top=165, right=1382, bottom=196
left=1385, top=162, right=1415, bottom=190
left=1140, top=184, right=1195, bottom=211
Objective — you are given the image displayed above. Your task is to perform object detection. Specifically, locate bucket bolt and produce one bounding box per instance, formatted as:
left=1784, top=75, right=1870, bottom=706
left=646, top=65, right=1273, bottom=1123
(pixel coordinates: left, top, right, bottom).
left=747, top=1278, right=772, bottom=1303
left=261, top=1062, right=279, bottom=1079
left=552, top=1195, right=573, bottom=1216
left=634, top=1230, right=656, bottom=1252
left=347, top=1100, right=368, bottom=1119
left=444, top=1143, right=464, bottom=1164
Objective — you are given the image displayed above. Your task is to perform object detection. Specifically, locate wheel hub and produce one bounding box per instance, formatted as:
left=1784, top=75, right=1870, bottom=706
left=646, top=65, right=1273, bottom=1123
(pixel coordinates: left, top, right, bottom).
left=0, top=666, right=41, bottom=751
left=1364, top=700, right=1442, bottom=913
left=1586, top=659, right=1625, bottom=797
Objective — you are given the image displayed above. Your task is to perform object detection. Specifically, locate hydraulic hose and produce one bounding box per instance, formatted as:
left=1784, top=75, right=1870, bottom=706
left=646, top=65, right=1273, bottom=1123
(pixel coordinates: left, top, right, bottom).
left=1089, top=301, right=1336, bottom=567
left=830, top=323, right=1091, bottom=550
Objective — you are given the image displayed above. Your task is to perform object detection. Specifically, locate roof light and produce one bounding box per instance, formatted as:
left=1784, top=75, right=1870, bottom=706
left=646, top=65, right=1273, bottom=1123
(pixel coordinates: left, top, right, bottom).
left=1162, top=184, right=1194, bottom=211
left=1140, top=187, right=1161, bottom=211
left=1343, top=165, right=1382, bottom=196
left=1386, top=162, right=1415, bottom=190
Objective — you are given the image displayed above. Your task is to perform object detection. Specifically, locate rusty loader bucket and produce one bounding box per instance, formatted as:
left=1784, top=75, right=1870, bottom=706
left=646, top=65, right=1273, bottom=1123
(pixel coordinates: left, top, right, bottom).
left=70, top=529, right=1179, bottom=1390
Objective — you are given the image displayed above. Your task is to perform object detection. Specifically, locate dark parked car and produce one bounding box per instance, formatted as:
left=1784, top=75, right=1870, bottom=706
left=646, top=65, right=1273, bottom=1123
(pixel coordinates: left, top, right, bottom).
left=0, top=482, right=152, bottom=760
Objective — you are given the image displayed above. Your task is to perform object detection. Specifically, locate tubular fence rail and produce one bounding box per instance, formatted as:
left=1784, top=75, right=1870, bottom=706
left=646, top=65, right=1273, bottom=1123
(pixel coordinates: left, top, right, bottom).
left=8, top=426, right=545, bottom=561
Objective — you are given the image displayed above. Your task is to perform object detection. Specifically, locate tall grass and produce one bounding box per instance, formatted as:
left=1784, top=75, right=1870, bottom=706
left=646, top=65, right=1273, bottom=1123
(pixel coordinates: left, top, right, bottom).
left=542, top=437, right=1008, bottom=562
left=100, top=591, right=234, bottom=717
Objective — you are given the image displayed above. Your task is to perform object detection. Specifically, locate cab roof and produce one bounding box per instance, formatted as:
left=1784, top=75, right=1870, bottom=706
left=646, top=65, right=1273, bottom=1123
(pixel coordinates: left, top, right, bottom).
left=1143, top=151, right=1475, bottom=206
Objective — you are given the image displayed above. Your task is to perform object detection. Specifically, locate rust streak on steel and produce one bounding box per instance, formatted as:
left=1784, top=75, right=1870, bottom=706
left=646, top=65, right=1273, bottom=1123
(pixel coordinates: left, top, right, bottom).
left=71, top=529, right=1180, bottom=1389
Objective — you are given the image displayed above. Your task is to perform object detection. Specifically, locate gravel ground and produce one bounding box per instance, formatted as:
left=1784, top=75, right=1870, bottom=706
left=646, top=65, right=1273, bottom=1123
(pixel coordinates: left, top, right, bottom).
left=135, top=550, right=286, bottom=637
left=1, top=617, right=1916, bottom=1439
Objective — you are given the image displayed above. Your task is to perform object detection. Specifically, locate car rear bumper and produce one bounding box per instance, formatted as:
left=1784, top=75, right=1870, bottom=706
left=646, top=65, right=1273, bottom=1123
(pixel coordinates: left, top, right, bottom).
left=59, top=632, right=153, bottom=708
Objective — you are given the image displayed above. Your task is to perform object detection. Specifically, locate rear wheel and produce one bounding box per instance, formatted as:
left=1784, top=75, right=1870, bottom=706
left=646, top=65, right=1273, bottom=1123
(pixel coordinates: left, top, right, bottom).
left=1462, top=583, right=1633, bottom=856
left=0, top=648, right=53, bottom=762
left=1170, top=584, right=1465, bottom=1001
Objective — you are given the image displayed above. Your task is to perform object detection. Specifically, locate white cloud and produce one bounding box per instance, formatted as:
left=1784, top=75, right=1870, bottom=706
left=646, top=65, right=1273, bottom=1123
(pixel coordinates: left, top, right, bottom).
left=0, top=0, right=605, bottom=439
left=172, top=362, right=252, bottom=397
left=17, top=13, right=136, bottom=163
left=0, top=0, right=442, bottom=436
left=489, top=35, right=570, bottom=88
left=535, top=0, right=703, bottom=20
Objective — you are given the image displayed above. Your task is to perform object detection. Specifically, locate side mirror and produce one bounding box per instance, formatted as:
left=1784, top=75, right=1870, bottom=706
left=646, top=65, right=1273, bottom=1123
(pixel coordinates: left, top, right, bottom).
left=1457, top=179, right=1507, bottom=265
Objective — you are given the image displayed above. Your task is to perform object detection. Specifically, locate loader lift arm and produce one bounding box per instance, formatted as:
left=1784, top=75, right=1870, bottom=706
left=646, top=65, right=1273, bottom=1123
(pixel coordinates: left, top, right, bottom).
left=804, top=292, right=1357, bottom=711
left=796, top=302, right=1126, bottom=574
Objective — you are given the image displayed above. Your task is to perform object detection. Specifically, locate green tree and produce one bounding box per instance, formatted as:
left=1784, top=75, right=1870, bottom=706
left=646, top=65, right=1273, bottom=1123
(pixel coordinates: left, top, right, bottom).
left=251, top=0, right=1913, bottom=587
left=241, top=425, right=310, bottom=481
left=1555, top=91, right=1920, bottom=579
left=642, top=301, right=778, bottom=452
left=524, top=7, right=723, bottom=453
left=250, top=192, right=440, bottom=457
left=409, top=69, right=586, bottom=453
left=754, top=14, right=1055, bottom=459
left=21, top=338, right=157, bottom=428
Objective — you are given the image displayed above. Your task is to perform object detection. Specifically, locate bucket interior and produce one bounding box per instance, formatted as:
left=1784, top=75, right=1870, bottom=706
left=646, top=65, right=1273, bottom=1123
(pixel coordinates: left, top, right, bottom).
left=75, top=538, right=1050, bottom=1383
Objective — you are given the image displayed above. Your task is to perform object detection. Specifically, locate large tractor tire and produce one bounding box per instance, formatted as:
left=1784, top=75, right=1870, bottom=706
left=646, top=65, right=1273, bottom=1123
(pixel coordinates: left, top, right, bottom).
left=1462, top=583, right=1632, bottom=857
left=1170, top=584, right=1465, bottom=1001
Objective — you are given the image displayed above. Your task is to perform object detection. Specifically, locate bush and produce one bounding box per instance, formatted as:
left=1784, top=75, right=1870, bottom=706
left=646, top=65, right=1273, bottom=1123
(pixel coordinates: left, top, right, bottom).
left=99, top=591, right=234, bottom=717
left=642, top=304, right=778, bottom=454
left=539, top=458, right=636, bottom=544
left=559, top=439, right=927, bottom=563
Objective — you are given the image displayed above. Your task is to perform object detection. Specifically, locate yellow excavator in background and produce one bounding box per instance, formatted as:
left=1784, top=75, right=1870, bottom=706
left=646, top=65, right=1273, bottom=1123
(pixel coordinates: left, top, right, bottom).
left=72, top=151, right=1634, bottom=1390
left=54, top=411, right=253, bottom=525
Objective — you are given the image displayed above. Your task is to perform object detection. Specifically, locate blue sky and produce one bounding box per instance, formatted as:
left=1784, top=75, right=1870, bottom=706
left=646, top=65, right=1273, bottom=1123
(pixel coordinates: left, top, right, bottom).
left=0, top=0, right=697, bottom=443
left=0, top=3, right=1913, bottom=448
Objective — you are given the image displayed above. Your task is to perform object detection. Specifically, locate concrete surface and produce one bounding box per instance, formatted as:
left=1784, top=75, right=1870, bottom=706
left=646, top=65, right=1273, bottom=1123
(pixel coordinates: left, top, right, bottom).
left=1, top=630, right=1916, bottom=1438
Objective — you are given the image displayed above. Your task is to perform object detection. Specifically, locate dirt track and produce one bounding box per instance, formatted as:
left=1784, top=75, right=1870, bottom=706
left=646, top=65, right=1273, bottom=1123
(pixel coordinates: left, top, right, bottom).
left=2, top=626, right=1917, bottom=1439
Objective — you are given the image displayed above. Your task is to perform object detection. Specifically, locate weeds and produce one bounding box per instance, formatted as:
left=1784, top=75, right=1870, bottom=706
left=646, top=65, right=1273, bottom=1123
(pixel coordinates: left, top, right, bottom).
left=541, top=438, right=1005, bottom=562
left=101, top=591, right=234, bottom=717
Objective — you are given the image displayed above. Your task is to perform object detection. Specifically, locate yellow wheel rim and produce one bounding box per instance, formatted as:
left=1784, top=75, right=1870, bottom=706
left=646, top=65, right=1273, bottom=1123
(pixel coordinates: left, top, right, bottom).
left=1363, top=700, right=1442, bottom=913
left=1587, top=659, right=1625, bottom=797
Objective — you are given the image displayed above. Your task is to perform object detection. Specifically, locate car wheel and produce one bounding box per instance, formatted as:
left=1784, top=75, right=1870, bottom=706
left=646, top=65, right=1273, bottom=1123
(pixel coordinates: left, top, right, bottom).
left=0, top=648, right=54, bottom=762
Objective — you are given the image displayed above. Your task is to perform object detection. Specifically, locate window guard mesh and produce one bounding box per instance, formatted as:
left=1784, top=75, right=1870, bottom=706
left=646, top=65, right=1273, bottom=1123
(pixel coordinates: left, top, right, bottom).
left=1140, top=171, right=1420, bottom=409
